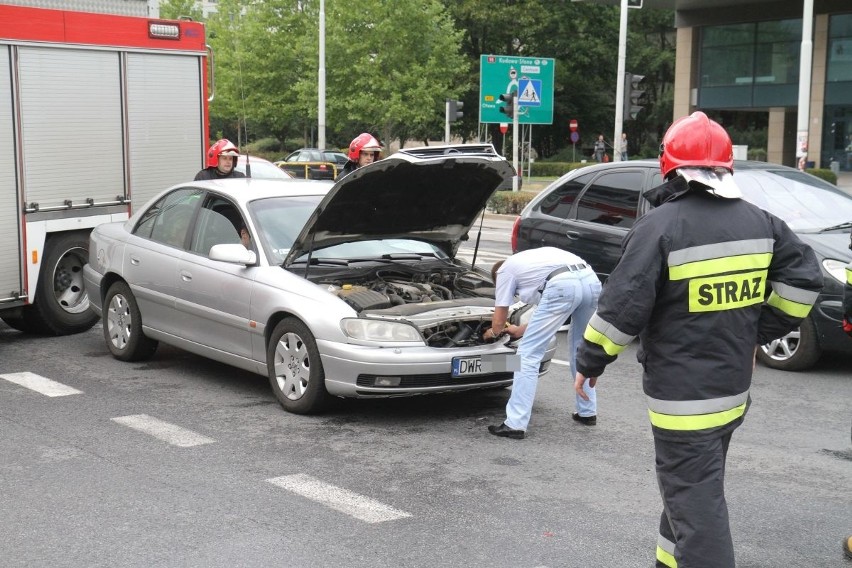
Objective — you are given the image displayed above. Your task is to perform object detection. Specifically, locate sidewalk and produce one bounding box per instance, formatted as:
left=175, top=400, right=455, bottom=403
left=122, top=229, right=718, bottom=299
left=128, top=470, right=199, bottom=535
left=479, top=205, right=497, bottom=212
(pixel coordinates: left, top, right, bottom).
left=836, top=171, right=852, bottom=193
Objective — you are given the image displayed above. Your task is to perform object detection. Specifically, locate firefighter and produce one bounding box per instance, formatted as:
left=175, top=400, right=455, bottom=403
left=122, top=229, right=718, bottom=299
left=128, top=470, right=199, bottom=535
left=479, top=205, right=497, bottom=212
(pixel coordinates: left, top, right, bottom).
left=195, top=139, right=246, bottom=180
left=572, top=111, right=823, bottom=568
left=341, top=133, right=382, bottom=177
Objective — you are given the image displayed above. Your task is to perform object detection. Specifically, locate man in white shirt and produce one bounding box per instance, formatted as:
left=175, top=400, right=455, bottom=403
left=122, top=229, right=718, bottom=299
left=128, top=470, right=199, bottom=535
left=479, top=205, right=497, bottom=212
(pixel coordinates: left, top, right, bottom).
left=485, top=247, right=601, bottom=439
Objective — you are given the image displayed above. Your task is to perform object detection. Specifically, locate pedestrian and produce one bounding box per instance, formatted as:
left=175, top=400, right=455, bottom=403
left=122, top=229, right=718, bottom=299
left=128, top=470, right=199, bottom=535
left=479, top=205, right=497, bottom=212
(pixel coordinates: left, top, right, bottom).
left=572, top=111, right=823, bottom=567
left=341, top=133, right=382, bottom=177
left=593, top=134, right=606, bottom=163
left=486, top=247, right=601, bottom=439
left=195, top=139, right=246, bottom=181
left=619, top=132, right=629, bottom=161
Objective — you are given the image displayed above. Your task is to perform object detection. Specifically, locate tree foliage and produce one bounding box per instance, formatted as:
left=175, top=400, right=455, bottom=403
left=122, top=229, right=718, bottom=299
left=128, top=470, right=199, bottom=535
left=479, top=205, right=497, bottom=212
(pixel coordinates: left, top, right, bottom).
left=198, top=0, right=675, bottom=158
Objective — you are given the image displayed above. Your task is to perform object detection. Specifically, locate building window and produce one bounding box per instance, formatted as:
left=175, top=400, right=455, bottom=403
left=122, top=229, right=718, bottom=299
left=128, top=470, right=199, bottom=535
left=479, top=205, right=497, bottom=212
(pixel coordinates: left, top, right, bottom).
left=700, top=19, right=801, bottom=87
left=827, top=13, right=852, bottom=82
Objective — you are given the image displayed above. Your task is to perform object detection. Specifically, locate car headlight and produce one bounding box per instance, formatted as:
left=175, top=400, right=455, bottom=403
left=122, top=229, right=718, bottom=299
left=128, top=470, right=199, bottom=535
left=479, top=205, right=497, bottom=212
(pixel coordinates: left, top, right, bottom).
left=341, top=318, right=423, bottom=342
left=822, top=259, right=848, bottom=284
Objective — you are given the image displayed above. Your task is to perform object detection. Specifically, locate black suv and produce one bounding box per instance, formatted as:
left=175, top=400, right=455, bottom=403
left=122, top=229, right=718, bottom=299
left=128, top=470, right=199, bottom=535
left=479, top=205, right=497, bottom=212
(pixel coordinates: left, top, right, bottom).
left=512, top=159, right=852, bottom=371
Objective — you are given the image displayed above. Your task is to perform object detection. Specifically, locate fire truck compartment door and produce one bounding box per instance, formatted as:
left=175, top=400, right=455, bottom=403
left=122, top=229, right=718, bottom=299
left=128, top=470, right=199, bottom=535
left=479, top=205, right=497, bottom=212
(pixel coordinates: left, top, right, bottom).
left=126, top=53, right=205, bottom=213
left=17, top=47, right=125, bottom=210
left=0, top=45, right=22, bottom=304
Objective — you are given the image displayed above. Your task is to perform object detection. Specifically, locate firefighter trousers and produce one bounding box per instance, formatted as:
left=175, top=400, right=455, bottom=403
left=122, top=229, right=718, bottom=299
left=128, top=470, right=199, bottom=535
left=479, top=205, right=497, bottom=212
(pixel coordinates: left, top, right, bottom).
left=654, top=432, right=735, bottom=568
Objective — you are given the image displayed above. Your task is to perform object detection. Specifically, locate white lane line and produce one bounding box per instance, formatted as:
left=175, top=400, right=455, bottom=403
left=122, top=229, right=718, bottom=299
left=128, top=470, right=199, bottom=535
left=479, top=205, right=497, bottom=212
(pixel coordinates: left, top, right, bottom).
left=550, top=359, right=569, bottom=366
left=0, top=372, right=82, bottom=397
left=267, top=473, right=412, bottom=524
left=111, top=414, right=216, bottom=447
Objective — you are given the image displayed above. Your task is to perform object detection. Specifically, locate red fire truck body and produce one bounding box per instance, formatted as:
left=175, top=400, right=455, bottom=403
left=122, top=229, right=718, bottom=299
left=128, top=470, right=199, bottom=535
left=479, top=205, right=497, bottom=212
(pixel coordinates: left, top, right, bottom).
left=0, top=4, right=209, bottom=334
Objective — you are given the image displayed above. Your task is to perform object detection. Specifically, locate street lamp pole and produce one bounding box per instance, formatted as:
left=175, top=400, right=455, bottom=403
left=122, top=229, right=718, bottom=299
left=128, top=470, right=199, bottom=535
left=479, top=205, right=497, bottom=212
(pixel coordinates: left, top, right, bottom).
left=318, top=0, right=326, bottom=150
left=613, top=0, right=628, bottom=162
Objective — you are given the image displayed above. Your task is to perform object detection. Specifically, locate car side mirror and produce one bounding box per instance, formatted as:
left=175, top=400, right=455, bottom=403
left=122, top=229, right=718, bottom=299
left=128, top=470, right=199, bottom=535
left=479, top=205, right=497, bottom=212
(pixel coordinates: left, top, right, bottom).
left=209, top=243, right=257, bottom=266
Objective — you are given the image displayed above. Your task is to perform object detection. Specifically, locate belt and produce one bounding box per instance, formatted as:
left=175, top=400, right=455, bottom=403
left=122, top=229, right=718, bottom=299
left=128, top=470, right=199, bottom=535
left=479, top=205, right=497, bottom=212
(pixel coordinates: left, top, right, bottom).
left=545, top=263, right=589, bottom=282
left=538, top=263, right=589, bottom=294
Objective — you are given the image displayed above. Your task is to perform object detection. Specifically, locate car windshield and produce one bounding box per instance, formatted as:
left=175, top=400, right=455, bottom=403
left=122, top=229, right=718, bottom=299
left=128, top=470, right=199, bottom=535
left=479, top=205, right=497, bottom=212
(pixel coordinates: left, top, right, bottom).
left=236, top=160, right=290, bottom=180
left=249, top=195, right=448, bottom=265
left=298, top=239, right=447, bottom=263
left=736, top=170, right=852, bottom=233
left=250, top=195, right=323, bottom=264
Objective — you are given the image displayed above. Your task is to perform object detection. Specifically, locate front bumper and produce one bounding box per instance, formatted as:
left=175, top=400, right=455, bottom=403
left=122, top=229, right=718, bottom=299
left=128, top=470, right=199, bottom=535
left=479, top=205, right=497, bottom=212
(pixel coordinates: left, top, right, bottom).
left=318, top=337, right=557, bottom=398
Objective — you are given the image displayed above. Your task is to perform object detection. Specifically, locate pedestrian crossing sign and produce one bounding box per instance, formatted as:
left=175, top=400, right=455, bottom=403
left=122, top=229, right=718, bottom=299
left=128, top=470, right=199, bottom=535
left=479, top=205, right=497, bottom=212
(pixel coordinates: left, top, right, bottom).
left=518, top=79, right=541, bottom=107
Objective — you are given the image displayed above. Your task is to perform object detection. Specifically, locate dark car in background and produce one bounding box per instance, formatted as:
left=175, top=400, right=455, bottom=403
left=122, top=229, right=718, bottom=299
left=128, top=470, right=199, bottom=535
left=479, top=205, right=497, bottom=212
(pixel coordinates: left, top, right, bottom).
left=512, top=159, right=852, bottom=371
left=276, top=148, right=347, bottom=180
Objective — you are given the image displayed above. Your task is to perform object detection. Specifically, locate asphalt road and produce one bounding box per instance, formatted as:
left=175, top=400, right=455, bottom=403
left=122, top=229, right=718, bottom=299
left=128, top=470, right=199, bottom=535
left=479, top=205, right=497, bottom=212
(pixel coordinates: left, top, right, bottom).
left=1, top=219, right=850, bottom=568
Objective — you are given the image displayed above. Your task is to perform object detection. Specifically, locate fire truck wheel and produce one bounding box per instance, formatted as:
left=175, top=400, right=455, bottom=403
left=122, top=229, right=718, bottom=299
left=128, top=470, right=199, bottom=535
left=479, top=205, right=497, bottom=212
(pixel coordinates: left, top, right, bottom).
left=25, top=232, right=99, bottom=336
left=103, top=281, right=158, bottom=362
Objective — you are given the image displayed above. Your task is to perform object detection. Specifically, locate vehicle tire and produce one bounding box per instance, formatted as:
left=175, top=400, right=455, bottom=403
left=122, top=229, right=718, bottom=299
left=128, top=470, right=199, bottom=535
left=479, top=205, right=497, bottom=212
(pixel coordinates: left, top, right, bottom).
left=23, top=232, right=99, bottom=335
left=103, top=281, right=158, bottom=362
left=267, top=317, right=329, bottom=414
left=757, top=315, right=821, bottom=371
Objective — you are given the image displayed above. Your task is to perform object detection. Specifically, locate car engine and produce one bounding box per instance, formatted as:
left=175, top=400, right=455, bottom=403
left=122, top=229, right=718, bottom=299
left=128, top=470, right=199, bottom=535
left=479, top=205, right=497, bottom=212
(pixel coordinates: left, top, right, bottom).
left=319, top=266, right=506, bottom=347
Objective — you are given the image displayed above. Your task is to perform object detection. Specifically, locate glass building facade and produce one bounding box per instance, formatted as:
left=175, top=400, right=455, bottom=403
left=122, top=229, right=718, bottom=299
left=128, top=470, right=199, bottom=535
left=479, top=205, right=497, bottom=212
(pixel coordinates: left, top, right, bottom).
left=823, top=13, right=852, bottom=170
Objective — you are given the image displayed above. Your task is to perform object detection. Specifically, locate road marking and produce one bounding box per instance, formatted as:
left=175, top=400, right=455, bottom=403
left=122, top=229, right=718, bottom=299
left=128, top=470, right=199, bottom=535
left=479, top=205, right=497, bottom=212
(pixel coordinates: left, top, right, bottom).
left=111, top=414, right=216, bottom=447
left=551, top=358, right=569, bottom=366
left=267, top=473, right=412, bottom=523
left=0, top=372, right=82, bottom=397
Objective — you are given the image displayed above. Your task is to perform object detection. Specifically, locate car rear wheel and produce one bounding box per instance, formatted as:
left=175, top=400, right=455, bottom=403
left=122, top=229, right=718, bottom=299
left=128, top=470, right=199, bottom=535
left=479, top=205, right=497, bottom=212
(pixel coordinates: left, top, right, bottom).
left=103, top=281, right=158, bottom=362
left=757, top=316, right=821, bottom=371
left=267, top=317, right=329, bottom=414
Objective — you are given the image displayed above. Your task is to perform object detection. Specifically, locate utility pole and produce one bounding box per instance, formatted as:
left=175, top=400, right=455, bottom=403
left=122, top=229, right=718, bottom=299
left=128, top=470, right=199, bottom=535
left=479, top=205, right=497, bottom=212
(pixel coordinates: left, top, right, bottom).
left=796, top=0, right=814, bottom=168
left=317, top=0, right=326, bottom=150
left=613, top=0, right=628, bottom=162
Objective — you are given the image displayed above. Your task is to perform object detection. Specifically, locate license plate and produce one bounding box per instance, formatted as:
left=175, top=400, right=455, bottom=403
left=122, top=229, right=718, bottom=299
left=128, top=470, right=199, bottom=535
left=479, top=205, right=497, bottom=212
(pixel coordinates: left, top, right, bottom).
left=452, top=356, right=484, bottom=377
left=452, top=354, right=520, bottom=377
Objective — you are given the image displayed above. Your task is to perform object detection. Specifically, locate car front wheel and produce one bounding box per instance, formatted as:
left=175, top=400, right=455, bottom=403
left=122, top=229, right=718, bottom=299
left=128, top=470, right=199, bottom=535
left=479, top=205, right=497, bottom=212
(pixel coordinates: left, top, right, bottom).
left=103, top=281, right=158, bottom=362
left=757, top=316, right=821, bottom=371
left=267, top=317, right=329, bottom=414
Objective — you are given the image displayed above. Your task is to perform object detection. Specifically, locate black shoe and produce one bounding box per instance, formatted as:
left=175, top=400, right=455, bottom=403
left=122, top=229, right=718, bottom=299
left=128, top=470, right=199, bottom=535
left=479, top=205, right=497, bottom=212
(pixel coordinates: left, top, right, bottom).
left=572, top=412, right=597, bottom=426
left=488, top=422, right=525, bottom=439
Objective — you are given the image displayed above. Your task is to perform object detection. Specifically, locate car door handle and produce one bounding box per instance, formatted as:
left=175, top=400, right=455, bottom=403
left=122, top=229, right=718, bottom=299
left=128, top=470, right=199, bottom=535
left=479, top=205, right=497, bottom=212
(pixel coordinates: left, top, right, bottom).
left=129, top=255, right=140, bottom=265
left=180, top=270, right=192, bottom=282
left=564, top=231, right=580, bottom=240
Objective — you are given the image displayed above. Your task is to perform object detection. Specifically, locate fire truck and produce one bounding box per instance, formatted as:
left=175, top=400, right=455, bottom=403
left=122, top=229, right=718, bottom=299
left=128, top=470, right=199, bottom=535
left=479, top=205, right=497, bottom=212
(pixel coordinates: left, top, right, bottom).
left=0, top=3, right=210, bottom=335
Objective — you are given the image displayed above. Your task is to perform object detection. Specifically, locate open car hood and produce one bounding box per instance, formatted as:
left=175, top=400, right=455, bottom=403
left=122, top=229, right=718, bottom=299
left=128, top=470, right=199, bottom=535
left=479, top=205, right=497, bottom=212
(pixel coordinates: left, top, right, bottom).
left=283, top=146, right=514, bottom=266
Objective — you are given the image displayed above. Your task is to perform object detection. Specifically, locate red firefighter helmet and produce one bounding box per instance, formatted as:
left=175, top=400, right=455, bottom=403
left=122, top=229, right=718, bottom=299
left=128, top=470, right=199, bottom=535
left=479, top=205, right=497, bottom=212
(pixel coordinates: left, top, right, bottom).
left=206, top=138, right=240, bottom=168
left=659, top=111, right=733, bottom=180
left=347, top=133, right=382, bottom=161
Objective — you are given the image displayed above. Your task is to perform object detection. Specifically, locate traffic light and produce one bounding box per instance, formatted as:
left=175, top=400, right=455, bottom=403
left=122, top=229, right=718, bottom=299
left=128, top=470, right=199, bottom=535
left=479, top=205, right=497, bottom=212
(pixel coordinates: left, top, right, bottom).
left=499, top=91, right=516, bottom=119
left=447, top=99, right=464, bottom=122
left=623, top=72, right=645, bottom=121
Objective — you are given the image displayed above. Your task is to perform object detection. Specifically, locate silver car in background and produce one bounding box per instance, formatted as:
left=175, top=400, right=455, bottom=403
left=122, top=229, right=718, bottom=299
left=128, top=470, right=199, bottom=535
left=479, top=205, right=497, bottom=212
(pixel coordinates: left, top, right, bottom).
left=84, top=146, right=553, bottom=414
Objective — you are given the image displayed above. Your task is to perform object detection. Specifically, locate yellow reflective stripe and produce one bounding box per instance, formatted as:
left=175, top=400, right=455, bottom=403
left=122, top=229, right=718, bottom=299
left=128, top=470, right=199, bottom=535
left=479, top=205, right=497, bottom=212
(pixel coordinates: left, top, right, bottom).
left=767, top=292, right=813, bottom=318
left=656, top=546, right=677, bottom=567
left=669, top=253, right=772, bottom=281
left=846, top=267, right=852, bottom=285
left=688, top=270, right=766, bottom=312
left=583, top=324, right=629, bottom=356
left=648, top=401, right=747, bottom=431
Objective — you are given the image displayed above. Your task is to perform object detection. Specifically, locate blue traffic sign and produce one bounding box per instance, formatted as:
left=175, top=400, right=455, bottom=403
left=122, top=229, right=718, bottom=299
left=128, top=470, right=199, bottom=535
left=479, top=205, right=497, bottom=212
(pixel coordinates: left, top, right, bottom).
left=570, top=131, right=580, bottom=143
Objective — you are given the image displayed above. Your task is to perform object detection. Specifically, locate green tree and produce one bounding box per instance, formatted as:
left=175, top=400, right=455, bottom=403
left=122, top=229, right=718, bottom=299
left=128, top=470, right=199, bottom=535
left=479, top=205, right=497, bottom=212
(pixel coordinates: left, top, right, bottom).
left=158, top=0, right=202, bottom=21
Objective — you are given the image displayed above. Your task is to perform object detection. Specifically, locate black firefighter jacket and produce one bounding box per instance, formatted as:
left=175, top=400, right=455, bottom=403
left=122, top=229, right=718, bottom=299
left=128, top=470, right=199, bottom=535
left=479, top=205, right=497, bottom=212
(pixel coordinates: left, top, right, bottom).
left=575, top=175, right=824, bottom=441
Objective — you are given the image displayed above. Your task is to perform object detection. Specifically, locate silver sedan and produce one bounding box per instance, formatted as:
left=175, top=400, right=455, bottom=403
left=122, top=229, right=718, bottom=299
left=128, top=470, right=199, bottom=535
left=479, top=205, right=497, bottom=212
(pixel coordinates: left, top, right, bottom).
left=84, top=146, right=556, bottom=414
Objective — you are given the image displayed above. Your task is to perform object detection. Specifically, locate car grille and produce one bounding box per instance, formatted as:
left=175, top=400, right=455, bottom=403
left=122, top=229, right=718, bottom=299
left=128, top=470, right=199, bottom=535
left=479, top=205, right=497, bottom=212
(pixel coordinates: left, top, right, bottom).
left=356, top=372, right=514, bottom=389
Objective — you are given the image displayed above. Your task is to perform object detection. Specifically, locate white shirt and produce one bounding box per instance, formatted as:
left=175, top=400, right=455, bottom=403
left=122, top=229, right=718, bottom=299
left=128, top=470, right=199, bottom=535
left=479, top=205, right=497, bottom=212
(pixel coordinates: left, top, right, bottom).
left=494, top=247, right=586, bottom=306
